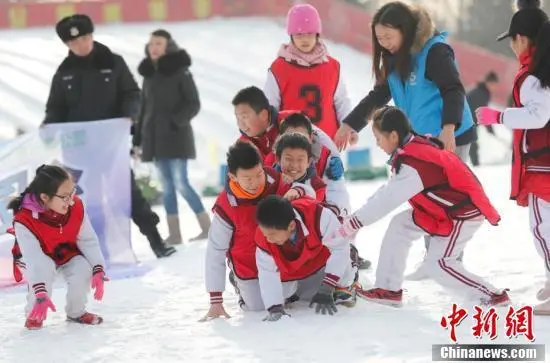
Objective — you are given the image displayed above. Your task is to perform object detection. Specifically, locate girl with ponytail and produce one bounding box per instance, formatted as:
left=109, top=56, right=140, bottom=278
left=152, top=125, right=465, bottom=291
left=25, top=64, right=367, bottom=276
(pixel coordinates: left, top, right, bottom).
left=476, top=0, right=550, bottom=315
left=8, top=164, right=108, bottom=329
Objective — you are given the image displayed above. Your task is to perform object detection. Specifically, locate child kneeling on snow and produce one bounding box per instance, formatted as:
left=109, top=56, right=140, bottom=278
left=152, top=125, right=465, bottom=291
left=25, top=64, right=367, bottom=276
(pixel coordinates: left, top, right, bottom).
left=255, top=195, right=356, bottom=322
left=8, top=165, right=107, bottom=330
left=330, top=106, right=509, bottom=307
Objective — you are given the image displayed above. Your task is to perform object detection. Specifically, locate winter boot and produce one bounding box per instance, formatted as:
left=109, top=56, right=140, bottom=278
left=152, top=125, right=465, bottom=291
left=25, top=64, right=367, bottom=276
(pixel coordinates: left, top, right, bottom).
left=147, top=228, right=177, bottom=258
left=165, top=214, right=182, bottom=245
left=67, top=312, right=103, bottom=325
left=24, top=318, right=43, bottom=330
left=189, top=212, right=211, bottom=242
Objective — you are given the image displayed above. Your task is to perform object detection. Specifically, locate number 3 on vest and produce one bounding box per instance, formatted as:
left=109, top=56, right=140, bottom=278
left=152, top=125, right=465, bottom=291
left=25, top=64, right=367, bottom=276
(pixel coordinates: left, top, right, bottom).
left=299, top=84, right=322, bottom=123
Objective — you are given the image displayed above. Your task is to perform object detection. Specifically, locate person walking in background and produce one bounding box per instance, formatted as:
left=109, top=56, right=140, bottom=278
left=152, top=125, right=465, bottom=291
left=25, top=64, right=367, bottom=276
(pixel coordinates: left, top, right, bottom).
left=43, top=14, right=175, bottom=258
left=134, top=29, right=209, bottom=244
left=467, top=71, right=500, bottom=166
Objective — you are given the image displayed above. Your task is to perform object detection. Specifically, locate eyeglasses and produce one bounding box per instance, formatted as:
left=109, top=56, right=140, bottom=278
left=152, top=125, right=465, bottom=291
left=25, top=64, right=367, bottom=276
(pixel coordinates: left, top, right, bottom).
left=54, top=188, right=76, bottom=203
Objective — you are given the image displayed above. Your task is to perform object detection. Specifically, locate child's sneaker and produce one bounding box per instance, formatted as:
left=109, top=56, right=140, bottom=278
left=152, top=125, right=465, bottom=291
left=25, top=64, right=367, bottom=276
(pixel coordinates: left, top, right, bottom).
left=67, top=312, right=103, bottom=325
left=334, top=286, right=357, bottom=307
left=481, top=289, right=511, bottom=307
left=284, top=293, right=300, bottom=308
left=24, top=318, right=43, bottom=330
left=357, top=287, right=403, bottom=307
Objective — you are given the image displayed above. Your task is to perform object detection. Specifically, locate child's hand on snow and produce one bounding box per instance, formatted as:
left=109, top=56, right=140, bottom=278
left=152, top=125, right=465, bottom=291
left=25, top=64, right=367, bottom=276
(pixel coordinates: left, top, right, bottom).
left=28, top=291, right=56, bottom=322
left=475, top=107, right=502, bottom=126
left=91, top=265, right=109, bottom=301
left=262, top=304, right=290, bottom=322
left=199, top=303, right=231, bottom=322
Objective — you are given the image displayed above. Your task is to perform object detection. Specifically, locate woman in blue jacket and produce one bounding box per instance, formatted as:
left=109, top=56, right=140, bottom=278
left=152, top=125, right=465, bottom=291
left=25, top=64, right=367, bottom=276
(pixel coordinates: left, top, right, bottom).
left=335, top=1, right=475, bottom=279
left=334, top=1, right=475, bottom=158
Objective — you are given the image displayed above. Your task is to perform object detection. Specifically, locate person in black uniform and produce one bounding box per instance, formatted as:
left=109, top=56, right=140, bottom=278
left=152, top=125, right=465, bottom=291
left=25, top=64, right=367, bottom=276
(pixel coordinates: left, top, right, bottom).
left=42, top=14, right=175, bottom=258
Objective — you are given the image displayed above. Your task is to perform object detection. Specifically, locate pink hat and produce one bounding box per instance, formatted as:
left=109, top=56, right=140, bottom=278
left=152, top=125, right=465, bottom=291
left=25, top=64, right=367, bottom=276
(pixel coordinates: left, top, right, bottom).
left=286, top=4, right=322, bottom=36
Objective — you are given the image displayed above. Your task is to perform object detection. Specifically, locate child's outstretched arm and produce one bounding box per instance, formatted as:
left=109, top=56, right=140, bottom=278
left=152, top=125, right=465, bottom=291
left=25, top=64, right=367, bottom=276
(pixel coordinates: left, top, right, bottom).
left=501, top=76, right=550, bottom=129
left=205, top=213, right=234, bottom=302
left=255, top=247, right=285, bottom=314
left=14, top=223, right=56, bottom=295
left=264, top=70, right=281, bottom=110
left=76, top=212, right=106, bottom=270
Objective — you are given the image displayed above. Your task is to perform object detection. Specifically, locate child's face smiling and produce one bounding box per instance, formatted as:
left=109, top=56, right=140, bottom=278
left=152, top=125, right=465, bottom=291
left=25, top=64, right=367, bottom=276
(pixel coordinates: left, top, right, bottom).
left=279, top=147, right=310, bottom=181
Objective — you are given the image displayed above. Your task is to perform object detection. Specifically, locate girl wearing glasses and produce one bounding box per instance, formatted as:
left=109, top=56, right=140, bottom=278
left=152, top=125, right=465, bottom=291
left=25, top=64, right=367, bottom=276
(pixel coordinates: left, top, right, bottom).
left=7, top=165, right=107, bottom=330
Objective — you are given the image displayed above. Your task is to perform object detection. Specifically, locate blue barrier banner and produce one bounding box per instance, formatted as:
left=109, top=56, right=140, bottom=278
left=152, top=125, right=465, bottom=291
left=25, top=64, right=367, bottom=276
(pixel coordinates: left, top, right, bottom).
left=0, top=119, right=147, bottom=288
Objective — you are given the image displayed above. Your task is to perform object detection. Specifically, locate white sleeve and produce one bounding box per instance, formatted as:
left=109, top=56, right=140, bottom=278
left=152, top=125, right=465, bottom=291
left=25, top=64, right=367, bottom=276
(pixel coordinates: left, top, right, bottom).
left=14, top=222, right=55, bottom=288
left=205, top=213, right=234, bottom=293
left=290, top=181, right=316, bottom=199
left=333, top=75, right=353, bottom=123
left=320, top=209, right=351, bottom=280
left=501, top=75, right=550, bottom=130
left=264, top=70, right=281, bottom=110
left=256, top=247, right=284, bottom=310
left=324, top=179, right=351, bottom=216
left=76, top=212, right=105, bottom=268
left=312, top=127, right=341, bottom=156
left=354, top=164, right=424, bottom=227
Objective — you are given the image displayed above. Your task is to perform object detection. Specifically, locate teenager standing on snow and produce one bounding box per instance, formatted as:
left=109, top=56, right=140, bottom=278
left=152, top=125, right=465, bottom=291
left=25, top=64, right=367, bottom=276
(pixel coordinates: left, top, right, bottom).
left=334, top=2, right=475, bottom=275
left=476, top=0, right=550, bottom=315
left=135, top=29, right=209, bottom=244
left=8, top=165, right=107, bottom=329
left=43, top=15, right=174, bottom=258
left=263, top=4, right=356, bottom=141
left=330, top=106, right=508, bottom=307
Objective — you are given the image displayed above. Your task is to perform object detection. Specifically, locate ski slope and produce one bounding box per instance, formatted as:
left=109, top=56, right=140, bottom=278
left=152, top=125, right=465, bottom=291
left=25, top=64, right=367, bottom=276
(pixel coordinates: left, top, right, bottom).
left=0, top=18, right=547, bottom=363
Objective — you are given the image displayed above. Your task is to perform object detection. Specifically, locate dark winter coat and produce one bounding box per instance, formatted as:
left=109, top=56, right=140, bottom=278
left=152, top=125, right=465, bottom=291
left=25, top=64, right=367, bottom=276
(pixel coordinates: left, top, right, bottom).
left=135, top=43, right=200, bottom=161
left=43, top=41, right=140, bottom=124
left=467, top=82, right=495, bottom=134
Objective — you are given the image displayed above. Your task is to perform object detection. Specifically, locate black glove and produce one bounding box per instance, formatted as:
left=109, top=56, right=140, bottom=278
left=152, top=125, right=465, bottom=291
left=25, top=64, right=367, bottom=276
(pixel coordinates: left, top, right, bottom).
left=262, top=304, right=291, bottom=322
left=309, top=282, right=338, bottom=315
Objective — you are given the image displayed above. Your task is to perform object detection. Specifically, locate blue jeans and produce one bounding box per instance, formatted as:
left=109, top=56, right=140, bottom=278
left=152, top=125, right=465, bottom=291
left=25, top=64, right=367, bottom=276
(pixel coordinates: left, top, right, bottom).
left=154, top=158, right=205, bottom=216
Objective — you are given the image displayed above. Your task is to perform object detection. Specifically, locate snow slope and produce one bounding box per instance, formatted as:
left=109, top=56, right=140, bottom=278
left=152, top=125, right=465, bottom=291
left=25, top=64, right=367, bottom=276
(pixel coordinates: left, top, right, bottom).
left=0, top=18, right=547, bottom=363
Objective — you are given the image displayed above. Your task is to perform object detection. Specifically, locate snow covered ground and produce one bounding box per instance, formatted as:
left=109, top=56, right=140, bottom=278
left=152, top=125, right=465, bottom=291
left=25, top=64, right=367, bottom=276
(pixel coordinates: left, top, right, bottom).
left=0, top=18, right=546, bottom=363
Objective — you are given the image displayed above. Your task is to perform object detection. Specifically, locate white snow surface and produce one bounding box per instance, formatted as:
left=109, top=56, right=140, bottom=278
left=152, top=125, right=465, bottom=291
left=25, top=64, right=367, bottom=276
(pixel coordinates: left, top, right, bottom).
left=0, top=18, right=547, bottom=363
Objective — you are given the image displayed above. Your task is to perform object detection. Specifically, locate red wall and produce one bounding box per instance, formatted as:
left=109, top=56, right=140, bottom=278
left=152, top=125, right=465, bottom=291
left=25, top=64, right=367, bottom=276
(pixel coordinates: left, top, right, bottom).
left=0, top=0, right=516, bottom=105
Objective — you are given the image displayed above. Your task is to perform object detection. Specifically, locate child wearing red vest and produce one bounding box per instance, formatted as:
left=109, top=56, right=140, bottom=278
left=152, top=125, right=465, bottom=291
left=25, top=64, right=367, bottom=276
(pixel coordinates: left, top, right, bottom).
left=255, top=195, right=356, bottom=321
left=263, top=4, right=353, bottom=140
left=7, top=165, right=107, bottom=330
left=232, top=86, right=344, bottom=176
left=330, top=106, right=508, bottom=307
left=476, top=0, right=550, bottom=315
left=201, top=142, right=315, bottom=321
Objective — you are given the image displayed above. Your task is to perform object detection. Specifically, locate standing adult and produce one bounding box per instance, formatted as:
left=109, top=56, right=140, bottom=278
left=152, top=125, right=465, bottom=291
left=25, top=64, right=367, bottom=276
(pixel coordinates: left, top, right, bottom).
left=333, top=2, right=475, bottom=279
left=466, top=71, right=500, bottom=166
left=43, top=14, right=175, bottom=258
left=134, top=29, right=209, bottom=244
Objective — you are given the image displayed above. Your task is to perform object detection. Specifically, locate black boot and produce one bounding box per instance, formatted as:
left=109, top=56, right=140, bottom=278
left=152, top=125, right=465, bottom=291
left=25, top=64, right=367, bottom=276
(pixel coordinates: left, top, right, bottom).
left=146, top=228, right=177, bottom=258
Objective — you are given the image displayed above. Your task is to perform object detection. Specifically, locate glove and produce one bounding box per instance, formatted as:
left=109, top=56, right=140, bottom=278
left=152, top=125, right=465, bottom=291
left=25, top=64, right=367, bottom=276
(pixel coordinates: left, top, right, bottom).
left=327, top=215, right=363, bottom=241
left=309, top=279, right=338, bottom=315
left=262, top=304, right=291, bottom=322
left=28, top=288, right=56, bottom=322
left=326, top=156, right=344, bottom=181
left=475, top=107, right=502, bottom=126
left=91, top=265, right=109, bottom=301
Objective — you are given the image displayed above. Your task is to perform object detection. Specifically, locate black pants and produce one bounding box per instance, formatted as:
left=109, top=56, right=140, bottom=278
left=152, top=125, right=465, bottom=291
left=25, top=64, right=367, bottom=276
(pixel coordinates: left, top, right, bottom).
left=469, top=127, right=480, bottom=166
left=130, top=169, right=159, bottom=236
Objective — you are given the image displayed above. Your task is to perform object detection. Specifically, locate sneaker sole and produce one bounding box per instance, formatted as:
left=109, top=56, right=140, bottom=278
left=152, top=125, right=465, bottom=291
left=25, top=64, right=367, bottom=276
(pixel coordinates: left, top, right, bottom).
left=356, top=291, right=402, bottom=307
left=66, top=316, right=104, bottom=325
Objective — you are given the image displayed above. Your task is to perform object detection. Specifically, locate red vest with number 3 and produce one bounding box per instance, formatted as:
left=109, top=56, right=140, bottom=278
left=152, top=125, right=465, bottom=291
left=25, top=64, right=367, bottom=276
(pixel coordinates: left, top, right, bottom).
left=393, top=136, right=500, bottom=236
left=270, top=57, right=340, bottom=139
left=510, top=49, right=550, bottom=206
left=212, top=168, right=289, bottom=280
left=13, top=196, right=84, bottom=268
left=255, top=197, right=330, bottom=282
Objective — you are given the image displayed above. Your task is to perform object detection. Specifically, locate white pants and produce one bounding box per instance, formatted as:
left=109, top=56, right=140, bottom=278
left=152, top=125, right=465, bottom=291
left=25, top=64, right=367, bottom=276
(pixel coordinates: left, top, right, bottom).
left=528, top=194, right=550, bottom=281
left=24, top=255, right=92, bottom=319
left=376, top=209, right=501, bottom=299
left=233, top=266, right=355, bottom=311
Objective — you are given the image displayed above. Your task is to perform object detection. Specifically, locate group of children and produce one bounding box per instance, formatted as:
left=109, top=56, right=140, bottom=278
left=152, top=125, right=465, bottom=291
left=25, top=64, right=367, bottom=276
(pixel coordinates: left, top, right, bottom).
left=7, top=0, right=550, bottom=330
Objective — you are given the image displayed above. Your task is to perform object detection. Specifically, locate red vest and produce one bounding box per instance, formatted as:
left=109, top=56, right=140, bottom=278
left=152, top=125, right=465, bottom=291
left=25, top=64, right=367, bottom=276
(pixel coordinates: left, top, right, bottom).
left=270, top=57, right=340, bottom=139
left=212, top=168, right=290, bottom=280
left=255, top=197, right=330, bottom=282
left=393, top=136, right=500, bottom=236
left=510, top=49, right=550, bottom=206
left=12, top=197, right=85, bottom=276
